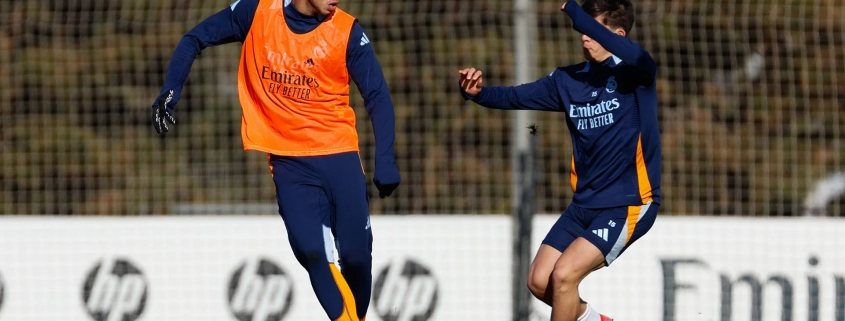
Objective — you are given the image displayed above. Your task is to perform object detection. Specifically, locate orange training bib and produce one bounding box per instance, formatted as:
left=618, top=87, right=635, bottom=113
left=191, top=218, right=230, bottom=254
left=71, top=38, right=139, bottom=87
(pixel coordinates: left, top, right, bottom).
left=237, top=0, right=358, bottom=156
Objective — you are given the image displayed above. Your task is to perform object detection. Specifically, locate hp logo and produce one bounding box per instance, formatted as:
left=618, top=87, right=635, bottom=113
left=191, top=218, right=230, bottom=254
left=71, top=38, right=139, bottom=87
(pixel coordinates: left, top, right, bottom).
left=373, top=257, right=439, bottom=321
left=81, top=258, right=147, bottom=321
left=227, top=257, right=294, bottom=321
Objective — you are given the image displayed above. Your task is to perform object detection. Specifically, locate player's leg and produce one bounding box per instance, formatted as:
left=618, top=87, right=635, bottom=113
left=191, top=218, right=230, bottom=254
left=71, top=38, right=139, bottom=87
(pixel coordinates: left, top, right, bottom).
left=321, top=152, right=373, bottom=320
left=528, top=206, right=585, bottom=306
left=269, top=155, right=358, bottom=321
left=550, top=237, right=606, bottom=321
left=551, top=202, right=659, bottom=321
left=527, top=245, right=560, bottom=306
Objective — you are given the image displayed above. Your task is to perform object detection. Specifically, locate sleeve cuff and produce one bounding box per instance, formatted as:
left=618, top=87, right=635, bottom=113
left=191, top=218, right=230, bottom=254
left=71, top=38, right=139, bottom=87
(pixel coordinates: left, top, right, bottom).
left=564, top=1, right=585, bottom=22
left=459, top=83, right=480, bottom=101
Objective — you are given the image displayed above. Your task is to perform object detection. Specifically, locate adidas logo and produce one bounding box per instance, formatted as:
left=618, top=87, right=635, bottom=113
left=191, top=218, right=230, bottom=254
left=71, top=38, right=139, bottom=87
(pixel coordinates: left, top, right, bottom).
left=305, top=58, right=314, bottom=66
left=360, top=33, right=370, bottom=46
left=592, top=228, right=609, bottom=241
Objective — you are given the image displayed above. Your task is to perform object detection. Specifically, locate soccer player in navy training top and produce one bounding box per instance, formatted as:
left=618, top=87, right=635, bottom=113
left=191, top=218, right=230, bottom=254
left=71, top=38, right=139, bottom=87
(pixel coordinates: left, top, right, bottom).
left=459, top=1, right=660, bottom=320
left=151, top=0, right=400, bottom=320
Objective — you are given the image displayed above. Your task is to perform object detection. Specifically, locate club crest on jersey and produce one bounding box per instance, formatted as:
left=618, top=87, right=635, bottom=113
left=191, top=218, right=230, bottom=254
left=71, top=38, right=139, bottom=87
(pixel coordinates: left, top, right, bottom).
left=605, top=76, right=617, bottom=93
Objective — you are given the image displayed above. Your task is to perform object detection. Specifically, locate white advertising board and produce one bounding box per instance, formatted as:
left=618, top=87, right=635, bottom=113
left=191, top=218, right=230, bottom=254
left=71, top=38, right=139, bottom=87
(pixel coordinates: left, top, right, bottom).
left=0, top=215, right=842, bottom=321
left=0, top=216, right=511, bottom=321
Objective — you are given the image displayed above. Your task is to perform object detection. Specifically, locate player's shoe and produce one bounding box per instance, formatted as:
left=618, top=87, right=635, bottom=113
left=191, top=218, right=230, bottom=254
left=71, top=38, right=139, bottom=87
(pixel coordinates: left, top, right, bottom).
left=599, top=315, right=614, bottom=321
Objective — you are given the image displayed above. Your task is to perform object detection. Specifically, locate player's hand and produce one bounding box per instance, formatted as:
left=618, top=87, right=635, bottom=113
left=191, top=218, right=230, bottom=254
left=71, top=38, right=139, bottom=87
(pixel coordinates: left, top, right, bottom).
left=373, top=162, right=400, bottom=199
left=152, top=89, right=177, bottom=134
left=459, top=68, right=483, bottom=96
left=561, top=2, right=567, bottom=11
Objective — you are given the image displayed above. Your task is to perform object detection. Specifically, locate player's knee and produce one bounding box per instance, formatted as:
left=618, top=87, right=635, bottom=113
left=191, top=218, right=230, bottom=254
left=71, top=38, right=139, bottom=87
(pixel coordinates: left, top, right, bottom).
left=551, top=264, right=579, bottom=291
left=527, top=272, right=548, bottom=298
left=296, top=246, right=329, bottom=269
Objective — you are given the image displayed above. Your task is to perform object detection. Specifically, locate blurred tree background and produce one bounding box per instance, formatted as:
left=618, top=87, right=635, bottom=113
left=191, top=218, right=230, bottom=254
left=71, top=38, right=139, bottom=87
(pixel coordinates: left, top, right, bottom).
left=0, top=0, right=843, bottom=215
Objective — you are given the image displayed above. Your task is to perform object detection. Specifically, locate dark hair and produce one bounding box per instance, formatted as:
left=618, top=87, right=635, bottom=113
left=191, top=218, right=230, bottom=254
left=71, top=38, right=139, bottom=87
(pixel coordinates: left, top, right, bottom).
left=581, top=0, right=635, bottom=34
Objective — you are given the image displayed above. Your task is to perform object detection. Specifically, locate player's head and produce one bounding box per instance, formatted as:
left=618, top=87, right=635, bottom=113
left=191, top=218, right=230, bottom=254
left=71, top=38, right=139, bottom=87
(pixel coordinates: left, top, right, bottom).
left=580, top=0, right=635, bottom=62
left=293, top=0, right=339, bottom=16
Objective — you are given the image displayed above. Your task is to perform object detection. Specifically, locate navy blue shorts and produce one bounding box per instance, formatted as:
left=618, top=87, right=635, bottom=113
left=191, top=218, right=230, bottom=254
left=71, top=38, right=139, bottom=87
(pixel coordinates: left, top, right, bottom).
left=542, top=202, right=658, bottom=265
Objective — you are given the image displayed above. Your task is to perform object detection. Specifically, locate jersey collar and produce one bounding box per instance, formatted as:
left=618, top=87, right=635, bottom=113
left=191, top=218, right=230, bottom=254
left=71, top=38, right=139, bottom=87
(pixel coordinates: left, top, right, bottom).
left=576, top=55, right=622, bottom=73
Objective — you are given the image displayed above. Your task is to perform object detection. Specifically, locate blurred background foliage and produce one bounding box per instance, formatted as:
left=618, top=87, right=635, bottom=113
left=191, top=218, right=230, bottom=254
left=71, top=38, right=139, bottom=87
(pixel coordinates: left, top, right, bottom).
left=0, top=0, right=843, bottom=215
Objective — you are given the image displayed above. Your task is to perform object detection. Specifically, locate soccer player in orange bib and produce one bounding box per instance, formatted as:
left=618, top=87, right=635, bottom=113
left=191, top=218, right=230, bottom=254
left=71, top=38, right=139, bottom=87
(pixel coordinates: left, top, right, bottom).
left=152, top=0, right=400, bottom=320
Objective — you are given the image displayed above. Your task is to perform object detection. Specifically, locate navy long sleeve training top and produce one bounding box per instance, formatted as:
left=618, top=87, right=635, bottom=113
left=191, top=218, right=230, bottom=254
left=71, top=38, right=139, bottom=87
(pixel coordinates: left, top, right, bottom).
left=154, top=0, right=396, bottom=168
left=463, top=1, right=662, bottom=208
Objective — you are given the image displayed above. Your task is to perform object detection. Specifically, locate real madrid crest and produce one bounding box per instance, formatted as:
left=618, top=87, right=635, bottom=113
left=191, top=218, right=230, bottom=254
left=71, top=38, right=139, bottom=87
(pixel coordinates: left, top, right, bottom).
left=605, top=76, right=617, bottom=93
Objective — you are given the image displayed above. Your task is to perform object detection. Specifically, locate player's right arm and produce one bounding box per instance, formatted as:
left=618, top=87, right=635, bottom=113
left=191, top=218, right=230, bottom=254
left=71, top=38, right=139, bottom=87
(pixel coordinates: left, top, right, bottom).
left=562, top=1, right=657, bottom=81
left=458, top=68, right=562, bottom=111
left=152, top=0, right=257, bottom=134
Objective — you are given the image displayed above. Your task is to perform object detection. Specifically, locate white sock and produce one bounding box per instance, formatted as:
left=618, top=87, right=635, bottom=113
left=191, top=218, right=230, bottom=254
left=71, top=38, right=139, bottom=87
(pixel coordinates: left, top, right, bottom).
left=577, top=303, right=603, bottom=321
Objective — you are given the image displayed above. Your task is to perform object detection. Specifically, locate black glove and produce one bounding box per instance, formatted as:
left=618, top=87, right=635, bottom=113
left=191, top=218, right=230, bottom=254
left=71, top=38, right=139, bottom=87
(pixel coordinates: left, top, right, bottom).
left=152, top=90, right=177, bottom=134
left=373, top=162, right=400, bottom=199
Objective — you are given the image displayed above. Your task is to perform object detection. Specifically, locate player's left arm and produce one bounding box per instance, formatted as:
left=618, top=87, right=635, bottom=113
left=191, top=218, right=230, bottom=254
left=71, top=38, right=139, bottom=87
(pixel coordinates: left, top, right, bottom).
left=347, top=22, right=401, bottom=198
left=563, top=1, right=657, bottom=82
